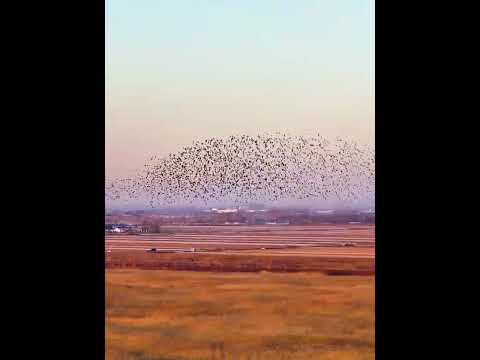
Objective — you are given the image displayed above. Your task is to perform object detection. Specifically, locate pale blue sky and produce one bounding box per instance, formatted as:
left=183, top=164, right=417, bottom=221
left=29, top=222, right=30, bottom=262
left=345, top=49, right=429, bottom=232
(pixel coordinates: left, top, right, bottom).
left=106, top=0, right=374, bottom=178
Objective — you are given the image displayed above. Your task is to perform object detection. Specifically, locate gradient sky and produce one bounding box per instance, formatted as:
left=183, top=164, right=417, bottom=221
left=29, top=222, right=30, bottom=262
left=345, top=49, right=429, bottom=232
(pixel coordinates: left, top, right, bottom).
left=106, top=0, right=375, bottom=179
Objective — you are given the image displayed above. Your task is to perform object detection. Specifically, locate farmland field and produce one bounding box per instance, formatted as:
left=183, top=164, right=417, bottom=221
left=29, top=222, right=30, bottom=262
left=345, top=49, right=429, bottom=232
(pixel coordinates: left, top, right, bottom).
left=106, top=270, right=375, bottom=360
left=105, top=225, right=375, bottom=274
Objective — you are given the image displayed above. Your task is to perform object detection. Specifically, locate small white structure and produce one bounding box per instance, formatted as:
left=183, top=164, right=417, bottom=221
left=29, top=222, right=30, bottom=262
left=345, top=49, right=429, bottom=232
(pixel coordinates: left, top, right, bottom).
left=214, top=208, right=238, bottom=213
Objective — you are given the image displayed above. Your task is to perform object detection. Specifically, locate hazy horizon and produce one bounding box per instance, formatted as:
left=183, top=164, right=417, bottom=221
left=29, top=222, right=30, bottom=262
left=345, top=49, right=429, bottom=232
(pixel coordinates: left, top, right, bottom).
left=105, top=198, right=375, bottom=212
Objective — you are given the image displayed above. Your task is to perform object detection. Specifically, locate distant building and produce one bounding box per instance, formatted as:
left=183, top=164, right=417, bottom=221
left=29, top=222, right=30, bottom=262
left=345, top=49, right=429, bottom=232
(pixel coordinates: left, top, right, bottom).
left=105, top=223, right=143, bottom=233
left=212, top=208, right=238, bottom=214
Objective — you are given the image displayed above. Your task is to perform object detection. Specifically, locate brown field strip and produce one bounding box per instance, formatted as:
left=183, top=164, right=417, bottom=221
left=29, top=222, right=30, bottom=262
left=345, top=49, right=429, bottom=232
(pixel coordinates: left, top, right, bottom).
left=105, top=251, right=374, bottom=274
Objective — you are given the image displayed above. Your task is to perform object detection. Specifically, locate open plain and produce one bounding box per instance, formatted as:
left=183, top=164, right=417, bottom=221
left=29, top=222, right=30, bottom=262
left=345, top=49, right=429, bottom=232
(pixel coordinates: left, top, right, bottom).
left=105, top=225, right=375, bottom=274
left=106, top=224, right=375, bottom=360
left=106, top=270, right=375, bottom=360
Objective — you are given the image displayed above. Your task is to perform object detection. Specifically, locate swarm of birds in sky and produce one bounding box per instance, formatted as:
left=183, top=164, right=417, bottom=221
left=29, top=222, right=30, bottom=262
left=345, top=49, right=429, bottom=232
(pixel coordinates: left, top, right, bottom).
left=105, top=133, right=375, bottom=207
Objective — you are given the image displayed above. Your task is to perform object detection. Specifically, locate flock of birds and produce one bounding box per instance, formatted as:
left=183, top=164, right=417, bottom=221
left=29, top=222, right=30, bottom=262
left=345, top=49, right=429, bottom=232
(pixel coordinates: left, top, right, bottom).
left=105, top=133, right=375, bottom=207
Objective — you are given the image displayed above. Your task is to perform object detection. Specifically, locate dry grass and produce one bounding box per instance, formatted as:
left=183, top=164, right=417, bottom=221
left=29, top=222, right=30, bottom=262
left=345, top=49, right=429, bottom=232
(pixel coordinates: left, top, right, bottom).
left=105, top=251, right=374, bottom=274
left=106, top=270, right=374, bottom=360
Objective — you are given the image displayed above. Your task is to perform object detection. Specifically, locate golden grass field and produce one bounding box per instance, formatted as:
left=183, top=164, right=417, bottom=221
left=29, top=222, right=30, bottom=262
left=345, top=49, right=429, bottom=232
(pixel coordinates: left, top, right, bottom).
left=106, top=270, right=374, bottom=360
